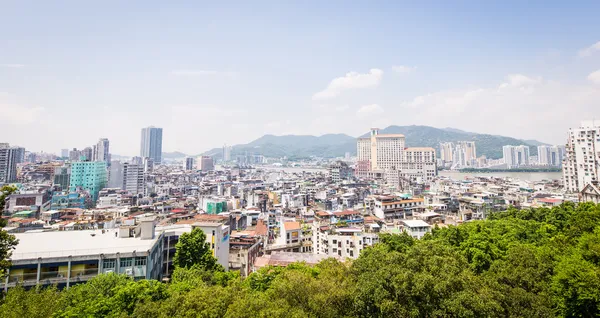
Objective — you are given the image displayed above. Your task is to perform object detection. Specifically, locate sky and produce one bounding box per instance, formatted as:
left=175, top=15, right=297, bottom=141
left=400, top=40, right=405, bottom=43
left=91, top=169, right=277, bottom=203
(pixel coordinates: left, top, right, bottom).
left=1, top=1, right=600, bottom=156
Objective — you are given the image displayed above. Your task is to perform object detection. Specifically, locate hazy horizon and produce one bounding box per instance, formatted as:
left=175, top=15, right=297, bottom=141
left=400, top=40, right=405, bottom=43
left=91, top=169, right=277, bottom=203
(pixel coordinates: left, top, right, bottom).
left=2, top=1, right=600, bottom=155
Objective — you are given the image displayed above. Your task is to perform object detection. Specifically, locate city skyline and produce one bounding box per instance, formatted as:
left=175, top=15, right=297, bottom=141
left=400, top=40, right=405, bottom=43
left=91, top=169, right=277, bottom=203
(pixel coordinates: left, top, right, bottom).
left=1, top=2, right=600, bottom=155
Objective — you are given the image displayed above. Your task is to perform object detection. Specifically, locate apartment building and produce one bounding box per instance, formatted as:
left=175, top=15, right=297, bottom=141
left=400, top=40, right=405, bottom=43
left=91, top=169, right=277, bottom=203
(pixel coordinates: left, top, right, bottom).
left=503, top=145, right=531, bottom=168
left=312, top=225, right=379, bottom=259
left=122, top=163, right=145, bottom=195
left=69, top=161, right=107, bottom=201
left=0, top=144, right=20, bottom=184
left=563, top=120, right=600, bottom=192
left=367, top=195, right=425, bottom=221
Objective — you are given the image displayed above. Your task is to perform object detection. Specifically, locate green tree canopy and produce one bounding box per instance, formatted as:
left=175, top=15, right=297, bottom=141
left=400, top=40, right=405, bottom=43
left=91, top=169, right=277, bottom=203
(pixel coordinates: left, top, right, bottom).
left=173, top=227, right=222, bottom=271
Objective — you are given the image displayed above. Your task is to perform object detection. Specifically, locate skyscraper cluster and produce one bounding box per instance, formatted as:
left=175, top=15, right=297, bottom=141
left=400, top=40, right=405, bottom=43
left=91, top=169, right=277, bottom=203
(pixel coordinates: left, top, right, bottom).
left=502, top=145, right=531, bottom=169
left=537, top=145, right=565, bottom=167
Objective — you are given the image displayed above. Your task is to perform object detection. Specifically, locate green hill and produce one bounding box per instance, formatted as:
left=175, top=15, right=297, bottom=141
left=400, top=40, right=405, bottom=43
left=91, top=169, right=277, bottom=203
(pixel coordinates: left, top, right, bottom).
left=200, top=125, right=546, bottom=159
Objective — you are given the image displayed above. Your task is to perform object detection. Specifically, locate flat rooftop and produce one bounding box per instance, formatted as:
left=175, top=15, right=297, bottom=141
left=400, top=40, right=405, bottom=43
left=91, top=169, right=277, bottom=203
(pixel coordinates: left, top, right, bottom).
left=11, top=229, right=160, bottom=261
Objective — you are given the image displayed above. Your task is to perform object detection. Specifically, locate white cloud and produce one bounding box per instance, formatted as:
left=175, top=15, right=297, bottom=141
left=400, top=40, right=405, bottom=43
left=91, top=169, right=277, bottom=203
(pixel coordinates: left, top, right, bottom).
left=588, top=70, right=600, bottom=84
left=392, top=65, right=416, bottom=74
left=312, top=68, right=383, bottom=100
left=356, top=104, right=384, bottom=116
left=396, top=73, right=600, bottom=144
left=170, top=70, right=238, bottom=77
left=0, top=64, right=25, bottom=68
left=578, top=41, right=600, bottom=57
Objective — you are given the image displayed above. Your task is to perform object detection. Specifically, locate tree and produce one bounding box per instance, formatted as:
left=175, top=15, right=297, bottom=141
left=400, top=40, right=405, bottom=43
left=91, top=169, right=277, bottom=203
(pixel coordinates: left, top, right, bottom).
left=173, top=227, right=222, bottom=271
left=0, top=185, right=19, bottom=279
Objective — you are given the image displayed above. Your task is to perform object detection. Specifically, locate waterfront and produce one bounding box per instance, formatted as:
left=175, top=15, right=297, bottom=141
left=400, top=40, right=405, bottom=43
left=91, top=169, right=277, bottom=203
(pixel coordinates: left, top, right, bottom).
left=439, top=171, right=562, bottom=182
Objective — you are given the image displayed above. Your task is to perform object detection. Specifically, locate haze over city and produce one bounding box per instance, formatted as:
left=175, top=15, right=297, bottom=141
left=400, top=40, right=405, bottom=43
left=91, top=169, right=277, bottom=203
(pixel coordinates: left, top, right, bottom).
left=1, top=1, right=600, bottom=155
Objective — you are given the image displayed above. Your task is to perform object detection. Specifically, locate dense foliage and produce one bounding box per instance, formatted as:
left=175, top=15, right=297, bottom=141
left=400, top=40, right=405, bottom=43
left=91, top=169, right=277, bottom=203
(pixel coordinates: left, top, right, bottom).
left=173, top=227, right=222, bottom=271
left=3, top=202, right=600, bottom=317
left=0, top=185, right=19, bottom=278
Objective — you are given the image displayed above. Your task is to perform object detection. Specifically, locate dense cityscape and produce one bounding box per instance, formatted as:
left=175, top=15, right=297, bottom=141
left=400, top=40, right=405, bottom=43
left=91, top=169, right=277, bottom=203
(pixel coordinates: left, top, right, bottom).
left=4, top=1, right=600, bottom=317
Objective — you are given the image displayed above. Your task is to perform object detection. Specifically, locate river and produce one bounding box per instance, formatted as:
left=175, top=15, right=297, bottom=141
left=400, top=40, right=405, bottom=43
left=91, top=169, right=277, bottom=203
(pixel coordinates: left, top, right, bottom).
left=439, top=171, right=562, bottom=182
left=256, top=166, right=562, bottom=182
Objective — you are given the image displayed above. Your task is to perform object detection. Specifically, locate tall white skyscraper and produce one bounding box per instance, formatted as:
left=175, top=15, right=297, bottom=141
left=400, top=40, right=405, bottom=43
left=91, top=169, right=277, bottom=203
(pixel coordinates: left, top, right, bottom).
left=563, top=120, right=600, bottom=192
left=451, top=141, right=477, bottom=168
left=94, top=138, right=110, bottom=164
left=140, top=126, right=163, bottom=164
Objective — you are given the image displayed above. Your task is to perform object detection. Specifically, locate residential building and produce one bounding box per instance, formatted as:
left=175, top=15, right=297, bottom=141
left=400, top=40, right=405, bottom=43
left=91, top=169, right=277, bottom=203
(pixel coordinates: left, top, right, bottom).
left=199, top=156, right=214, bottom=171
left=0, top=144, right=19, bottom=184
left=184, top=157, right=195, bottom=171
left=81, top=147, right=93, bottom=162
left=563, top=120, right=600, bottom=192
left=94, top=138, right=110, bottom=164
left=2, top=219, right=163, bottom=290
left=50, top=192, right=87, bottom=210
left=5, top=191, right=52, bottom=213
left=140, top=126, right=163, bottom=164
left=222, top=145, right=231, bottom=162
left=68, top=148, right=81, bottom=161
left=538, top=145, right=565, bottom=166
left=439, top=142, right=454, bottom=163
left=61, top=149, right=69, bottom=158
left=367, top=195, right=425, bottom=222
left=399, top=219, right=431, bottom=239
left=503, top=145, right=531, bottom=168
left=53, top=166, right=71, bottom=190
left=328, top=161, right=354, bottom=183
left=122, top=163, right=145, bottom=195
left=452, top=141, right=477, bottom=168
left=108, top=161, right=124, bottom=189
left=313, top=226, right=379, bottom=259
left=69, top=161, right=108, bottom=201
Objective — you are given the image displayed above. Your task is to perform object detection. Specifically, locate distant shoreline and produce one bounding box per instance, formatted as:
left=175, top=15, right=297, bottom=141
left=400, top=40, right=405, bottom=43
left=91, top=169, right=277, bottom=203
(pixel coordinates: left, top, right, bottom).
left=446, top=168, right=562, bottom=173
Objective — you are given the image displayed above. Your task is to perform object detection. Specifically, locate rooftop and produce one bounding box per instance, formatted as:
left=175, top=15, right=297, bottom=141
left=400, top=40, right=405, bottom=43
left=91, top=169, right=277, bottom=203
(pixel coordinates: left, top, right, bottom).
left=401, top=219, right=431, bottom=228
left=284, top=221, right=301, bottom=231
left=11, top=229, right=160, bottom=261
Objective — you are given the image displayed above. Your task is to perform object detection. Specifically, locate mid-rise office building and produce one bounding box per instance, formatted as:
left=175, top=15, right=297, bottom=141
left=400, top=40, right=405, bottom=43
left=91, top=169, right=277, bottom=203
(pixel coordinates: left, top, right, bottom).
left=140, top=126, right=163, bottom=164
left=69, top=161, right=107, bottom=201
left=563, top=120, right=600, bottom=192
left=0, top=144, right=20, bottom=184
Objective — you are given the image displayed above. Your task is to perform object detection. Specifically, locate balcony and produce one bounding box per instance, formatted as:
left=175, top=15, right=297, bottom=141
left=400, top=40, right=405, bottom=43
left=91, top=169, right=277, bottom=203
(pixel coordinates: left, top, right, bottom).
left=3, top=268, right=99, bottom=288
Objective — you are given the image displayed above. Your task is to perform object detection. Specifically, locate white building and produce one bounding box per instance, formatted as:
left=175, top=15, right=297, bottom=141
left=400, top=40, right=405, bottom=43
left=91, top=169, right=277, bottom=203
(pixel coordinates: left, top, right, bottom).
left=312, top=226, right=379, bottom=259
left=399, top=219, right=431, bottom=239
left=563, top=120, right=600, bottom=192
left=439, top=142, right=454, bottom=163
left=122, top=163, right=145, bottom=195
left=108, top=161, right=124, bottom=189
left=503, top=145, right=530, bottom=168
left=356, top=128, right=436, bottom=183
left=537, top=145, right=565, bottom=166
left=357, top=128, right=406, bottom=173
left=140, top=126, right=163, bottom=164
left=452, top=141, right=477, bottom=169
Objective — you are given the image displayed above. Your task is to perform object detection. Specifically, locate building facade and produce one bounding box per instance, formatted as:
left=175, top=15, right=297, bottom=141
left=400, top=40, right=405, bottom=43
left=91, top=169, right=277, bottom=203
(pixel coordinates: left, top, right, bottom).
left=140, top=126, right=163, bottom=164
left=94, top=138, right=110, bottom=164
left=184, top=157, right=195, bottom=171
left=69, top=161, right=108, bottom=201
left=122, top=163, right=145, bottom=195
left=563, top=120, right=600, bottom=192
left=199, top=156, right=215, bottom=171
left=0, top=144, right=19, bottom=184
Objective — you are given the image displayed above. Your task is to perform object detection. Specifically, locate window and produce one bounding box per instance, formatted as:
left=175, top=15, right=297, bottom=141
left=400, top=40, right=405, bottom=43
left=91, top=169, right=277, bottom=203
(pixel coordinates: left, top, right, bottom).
left=120, top=257, right=133, bottom=267
left=135, top=257, right=147, bottom=266
left=212, top=230, right=215, bottom=236
left=103, top=259, right=116, bottom=268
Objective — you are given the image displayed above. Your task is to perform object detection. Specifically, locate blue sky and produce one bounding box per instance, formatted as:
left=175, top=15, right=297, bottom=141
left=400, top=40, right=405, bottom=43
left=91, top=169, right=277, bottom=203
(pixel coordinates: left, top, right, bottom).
left=1, top=1, right=600, bottom=155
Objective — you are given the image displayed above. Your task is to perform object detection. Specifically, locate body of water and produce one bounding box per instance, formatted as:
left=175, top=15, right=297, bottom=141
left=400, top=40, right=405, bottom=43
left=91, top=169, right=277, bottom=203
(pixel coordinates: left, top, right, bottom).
left=439, top=171, right=562, bottom=182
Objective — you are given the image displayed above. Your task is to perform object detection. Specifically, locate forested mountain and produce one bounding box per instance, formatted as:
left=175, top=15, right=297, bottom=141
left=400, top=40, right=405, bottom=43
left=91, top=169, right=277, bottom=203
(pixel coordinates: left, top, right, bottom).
left=201, top=125, right=546, bottom=159
left=3, top=202, right=600, bottom=317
